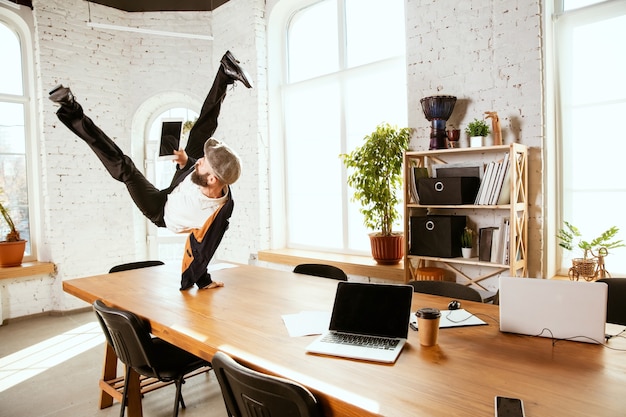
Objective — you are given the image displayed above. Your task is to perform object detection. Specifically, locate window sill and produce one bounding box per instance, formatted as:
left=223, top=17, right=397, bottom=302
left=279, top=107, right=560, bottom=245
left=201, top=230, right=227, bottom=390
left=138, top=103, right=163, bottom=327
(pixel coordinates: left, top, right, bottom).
left=257, top=249, right=405, bottom=283
left=551, top=275, right=570, bottom=280
left=0, top=261, right=56, bottom=280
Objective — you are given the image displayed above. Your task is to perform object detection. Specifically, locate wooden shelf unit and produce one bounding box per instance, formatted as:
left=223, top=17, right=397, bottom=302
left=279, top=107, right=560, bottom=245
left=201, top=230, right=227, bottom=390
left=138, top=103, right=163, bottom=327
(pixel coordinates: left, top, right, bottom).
left=403, top=143, right=528, bottom=289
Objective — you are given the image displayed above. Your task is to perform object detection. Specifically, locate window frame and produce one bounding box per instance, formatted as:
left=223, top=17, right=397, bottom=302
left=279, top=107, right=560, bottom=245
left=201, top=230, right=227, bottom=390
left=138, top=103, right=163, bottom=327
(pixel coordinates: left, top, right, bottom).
left=0, top=4, right=40, bottom=263
left=267, top=0, right=407, bottom=255
left=551, top=0, right=626, bottom=276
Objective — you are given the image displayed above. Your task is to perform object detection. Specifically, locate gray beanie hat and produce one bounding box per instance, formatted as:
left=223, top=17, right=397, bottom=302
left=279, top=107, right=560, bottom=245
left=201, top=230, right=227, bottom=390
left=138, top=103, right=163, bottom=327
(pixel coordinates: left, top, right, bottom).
left=204, top=138, right=241, bottom=185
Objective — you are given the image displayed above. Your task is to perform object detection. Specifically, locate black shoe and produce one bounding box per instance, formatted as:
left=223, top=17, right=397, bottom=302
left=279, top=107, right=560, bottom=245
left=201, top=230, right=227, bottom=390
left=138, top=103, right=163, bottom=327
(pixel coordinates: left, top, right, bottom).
left=220, top=51, right=253, bottom=89
left=48, top=84, right=76, bottom=107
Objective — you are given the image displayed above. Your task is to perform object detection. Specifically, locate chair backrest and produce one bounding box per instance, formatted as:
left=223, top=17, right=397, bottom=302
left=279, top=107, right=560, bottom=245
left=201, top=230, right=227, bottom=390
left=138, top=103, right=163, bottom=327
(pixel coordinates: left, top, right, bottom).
left=596, top=278, right=626, bottom=325
left=293, top=263, right=348, bottom=281
left=93, top=300, right=157, bottom=377
left=408, top=280, right=483, bottom=302
left=212, top=351, right=323, bottom=417
left=109, top=260, right=164, bottom=273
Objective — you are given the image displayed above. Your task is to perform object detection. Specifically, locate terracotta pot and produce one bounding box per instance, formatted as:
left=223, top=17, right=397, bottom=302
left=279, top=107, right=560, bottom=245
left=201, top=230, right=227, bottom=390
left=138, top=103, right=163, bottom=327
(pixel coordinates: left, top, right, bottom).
left=369, top=233, right=403, bottom=265
left=0, top=240, right=27, bottom=267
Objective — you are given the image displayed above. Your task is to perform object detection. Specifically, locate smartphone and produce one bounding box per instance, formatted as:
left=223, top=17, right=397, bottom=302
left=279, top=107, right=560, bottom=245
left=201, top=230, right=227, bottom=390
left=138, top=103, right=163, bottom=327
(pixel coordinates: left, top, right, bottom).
left=495, top=396, right=525, bottom=417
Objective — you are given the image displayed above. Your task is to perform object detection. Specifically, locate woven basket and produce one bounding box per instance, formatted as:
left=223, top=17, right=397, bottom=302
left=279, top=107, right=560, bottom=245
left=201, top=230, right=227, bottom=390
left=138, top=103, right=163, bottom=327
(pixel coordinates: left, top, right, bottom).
left=571, top=258, right=597, bottom=280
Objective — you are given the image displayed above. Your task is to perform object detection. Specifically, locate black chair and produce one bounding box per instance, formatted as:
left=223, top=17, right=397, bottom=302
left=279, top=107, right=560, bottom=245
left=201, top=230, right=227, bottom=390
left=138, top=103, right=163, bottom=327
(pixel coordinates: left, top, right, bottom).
left=93, top=300, right=210, bottom=417
left=408, top=280, right=483, bottom=302
left=108, top=260, right=164, bottom=273
left=102, top=259, right=210, bottom=411
left=596, top=278, right=626, bottom=325
left=212, top=351, right=323, bottom=417
left=293, top=263, right=348, bottom=281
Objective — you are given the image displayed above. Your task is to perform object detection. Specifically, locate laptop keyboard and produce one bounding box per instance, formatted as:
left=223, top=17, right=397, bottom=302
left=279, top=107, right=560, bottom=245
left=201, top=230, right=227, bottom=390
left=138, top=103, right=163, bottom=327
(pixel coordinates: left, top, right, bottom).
left=322, top=332, right=400, bottom=350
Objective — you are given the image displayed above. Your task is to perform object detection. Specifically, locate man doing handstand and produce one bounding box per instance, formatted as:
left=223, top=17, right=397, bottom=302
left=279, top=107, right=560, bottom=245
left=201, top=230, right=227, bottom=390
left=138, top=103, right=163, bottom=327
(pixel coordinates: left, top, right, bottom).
left=49, top=50, right=252, bottom=290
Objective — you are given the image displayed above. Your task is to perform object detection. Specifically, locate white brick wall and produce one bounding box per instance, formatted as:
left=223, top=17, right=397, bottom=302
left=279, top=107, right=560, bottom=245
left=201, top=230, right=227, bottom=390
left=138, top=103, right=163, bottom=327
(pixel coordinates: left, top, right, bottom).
left=1, top=0, right=544, bottom=320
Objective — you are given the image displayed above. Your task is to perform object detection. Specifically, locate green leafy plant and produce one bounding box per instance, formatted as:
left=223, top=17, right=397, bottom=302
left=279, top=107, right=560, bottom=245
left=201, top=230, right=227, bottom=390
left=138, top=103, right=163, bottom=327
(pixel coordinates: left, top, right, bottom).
left=340, top=122, right=413, bottom=236
left=182, top=118, right=197, bottom=134
left=461, top=226, right=474, bottom=248
left=0, top=190, right=21, bottom=242
left=465, top=118, right=490, bottom=137
left=557, top=221, right=624, bottom=259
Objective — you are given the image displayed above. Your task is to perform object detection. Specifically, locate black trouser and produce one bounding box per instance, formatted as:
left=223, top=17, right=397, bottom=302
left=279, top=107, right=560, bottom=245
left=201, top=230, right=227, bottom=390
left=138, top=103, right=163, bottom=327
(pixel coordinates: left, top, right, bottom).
left=55, top=66, right=234, bottom=228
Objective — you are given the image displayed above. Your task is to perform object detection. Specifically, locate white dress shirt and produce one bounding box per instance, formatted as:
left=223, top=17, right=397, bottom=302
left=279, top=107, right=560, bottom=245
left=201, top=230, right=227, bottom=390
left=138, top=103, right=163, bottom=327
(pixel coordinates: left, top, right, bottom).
left=163, top=174, right=228, bottom=233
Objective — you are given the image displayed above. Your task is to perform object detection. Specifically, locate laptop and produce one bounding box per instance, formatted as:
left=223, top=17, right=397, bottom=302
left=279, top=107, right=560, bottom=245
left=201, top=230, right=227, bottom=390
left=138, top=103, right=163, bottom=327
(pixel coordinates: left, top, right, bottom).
left=499, top=276, right=608, bottom=344
left=305, top=282, right=413, bottom=363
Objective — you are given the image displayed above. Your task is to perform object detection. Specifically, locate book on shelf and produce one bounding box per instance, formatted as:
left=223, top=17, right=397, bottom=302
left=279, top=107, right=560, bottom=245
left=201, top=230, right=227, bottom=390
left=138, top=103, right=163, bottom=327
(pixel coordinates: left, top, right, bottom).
left=496, top=152, right=521, bottom=205
left=485, top=159, right=504, bottom=205
left=479, top=227, right=498, bottom=262
left=495, top=217, right=510, bottom=265
left=473, top=153, right=514, bottom=205
left=488, top=154, right=509, bottom=205
left=503, top=220, right=511, bottom=265
left=474, top=162, right=495, bottom=205
left=409, top=167, right=418, bottom=203
left=490, top=228, right=501, bottom=263
left=473, top=163, right=487, bottom=204
left=432, top=163, right=482, bottom=179
left=497, top=168, right=512, bottom=205
left=412, top=167, right=428, bottom=204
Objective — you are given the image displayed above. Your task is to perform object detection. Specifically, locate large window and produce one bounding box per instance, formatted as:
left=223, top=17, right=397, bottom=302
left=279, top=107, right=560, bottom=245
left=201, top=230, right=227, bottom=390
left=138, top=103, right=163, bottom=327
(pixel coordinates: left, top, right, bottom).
left=0, top=8, right=35, bottom=261
left=555, top=0, right=626, bottom=274
left=278, top=0, right=407, bottom=254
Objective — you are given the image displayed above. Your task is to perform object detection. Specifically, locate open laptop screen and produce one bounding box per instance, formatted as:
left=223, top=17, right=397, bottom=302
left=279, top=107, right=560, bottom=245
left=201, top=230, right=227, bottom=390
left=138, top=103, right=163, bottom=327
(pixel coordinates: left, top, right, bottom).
left=329, top=282, right=413, bottom=339
left=499, top=276, right=607, bottom=343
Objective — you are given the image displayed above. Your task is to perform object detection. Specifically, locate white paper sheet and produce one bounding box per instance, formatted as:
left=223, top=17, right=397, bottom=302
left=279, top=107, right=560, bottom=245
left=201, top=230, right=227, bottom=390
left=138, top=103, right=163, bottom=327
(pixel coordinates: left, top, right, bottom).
left=282, top=311, right=331, bottom=337
left=410, top=309, right=487, bottom=329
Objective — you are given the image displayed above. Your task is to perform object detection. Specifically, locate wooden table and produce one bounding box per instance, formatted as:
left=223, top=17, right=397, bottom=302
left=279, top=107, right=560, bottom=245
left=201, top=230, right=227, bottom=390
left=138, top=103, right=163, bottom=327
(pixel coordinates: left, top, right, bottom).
left=63, top=264, right=626, bottom=417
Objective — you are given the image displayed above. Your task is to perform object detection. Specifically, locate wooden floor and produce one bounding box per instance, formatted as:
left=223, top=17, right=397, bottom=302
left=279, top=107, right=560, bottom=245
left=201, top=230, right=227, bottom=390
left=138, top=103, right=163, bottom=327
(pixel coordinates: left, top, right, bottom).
left=0, top=310, right=227, bottom=417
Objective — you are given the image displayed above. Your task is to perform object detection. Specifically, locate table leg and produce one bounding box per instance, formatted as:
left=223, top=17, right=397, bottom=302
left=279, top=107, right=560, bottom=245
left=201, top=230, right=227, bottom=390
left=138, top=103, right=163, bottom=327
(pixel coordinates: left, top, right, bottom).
left=99, top=343, right=118, bottom=409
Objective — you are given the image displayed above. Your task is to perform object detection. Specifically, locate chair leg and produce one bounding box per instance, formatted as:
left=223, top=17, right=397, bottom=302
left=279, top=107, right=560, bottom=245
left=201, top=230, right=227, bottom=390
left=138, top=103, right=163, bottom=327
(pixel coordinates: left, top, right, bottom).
left=172, top=378, right=185, bottom=417
left=119, top=366, right=131, bottom=417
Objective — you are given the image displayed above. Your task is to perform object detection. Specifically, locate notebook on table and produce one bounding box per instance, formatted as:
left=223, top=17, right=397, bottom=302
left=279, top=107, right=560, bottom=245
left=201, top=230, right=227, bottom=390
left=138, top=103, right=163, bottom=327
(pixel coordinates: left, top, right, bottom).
left=498, top=276, right=607, bottom=344
left=305, top=281, right=413, bottom=363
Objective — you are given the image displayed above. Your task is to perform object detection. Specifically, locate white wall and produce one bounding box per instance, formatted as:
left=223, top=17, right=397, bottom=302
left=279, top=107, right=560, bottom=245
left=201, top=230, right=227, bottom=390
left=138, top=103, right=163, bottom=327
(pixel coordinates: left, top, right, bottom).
left=2, top=0, right=544, bottom=320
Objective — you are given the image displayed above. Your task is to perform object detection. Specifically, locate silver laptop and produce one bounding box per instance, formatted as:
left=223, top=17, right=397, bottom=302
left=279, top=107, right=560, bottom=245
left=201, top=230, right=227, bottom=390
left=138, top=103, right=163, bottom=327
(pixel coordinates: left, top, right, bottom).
left=499, top=276, right=607, bottom=344
left=306, top=282, right=413, bottom=363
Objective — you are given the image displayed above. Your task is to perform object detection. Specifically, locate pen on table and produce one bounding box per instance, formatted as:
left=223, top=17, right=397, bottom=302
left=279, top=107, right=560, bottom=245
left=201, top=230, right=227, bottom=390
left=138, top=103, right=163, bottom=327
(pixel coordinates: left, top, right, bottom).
left=410, top=322, right=418, bottom=331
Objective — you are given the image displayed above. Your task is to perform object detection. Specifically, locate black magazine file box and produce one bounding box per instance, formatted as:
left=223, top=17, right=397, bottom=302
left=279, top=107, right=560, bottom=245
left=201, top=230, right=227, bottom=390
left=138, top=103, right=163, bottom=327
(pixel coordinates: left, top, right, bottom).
left=410, top=215, right=467, bottom=258
left=417, top=177, right=480, bottom=205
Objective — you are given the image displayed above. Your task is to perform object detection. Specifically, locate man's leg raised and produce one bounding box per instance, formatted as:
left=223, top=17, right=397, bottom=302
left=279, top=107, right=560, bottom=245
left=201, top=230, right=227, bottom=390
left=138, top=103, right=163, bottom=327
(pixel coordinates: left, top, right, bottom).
left=184, top=51, right=253, bottom=160
left=49, top=85, right=168, bottom=227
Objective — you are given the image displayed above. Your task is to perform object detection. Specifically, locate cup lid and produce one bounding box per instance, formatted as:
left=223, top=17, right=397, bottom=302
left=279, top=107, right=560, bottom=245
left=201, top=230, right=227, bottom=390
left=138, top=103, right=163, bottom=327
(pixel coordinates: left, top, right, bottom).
left=416, top=307, right=441, bottom=319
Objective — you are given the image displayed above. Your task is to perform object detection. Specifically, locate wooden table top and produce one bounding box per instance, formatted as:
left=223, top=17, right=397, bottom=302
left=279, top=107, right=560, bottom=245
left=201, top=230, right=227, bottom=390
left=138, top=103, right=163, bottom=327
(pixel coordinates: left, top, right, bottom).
left=63, top=263, right=626, bottom=417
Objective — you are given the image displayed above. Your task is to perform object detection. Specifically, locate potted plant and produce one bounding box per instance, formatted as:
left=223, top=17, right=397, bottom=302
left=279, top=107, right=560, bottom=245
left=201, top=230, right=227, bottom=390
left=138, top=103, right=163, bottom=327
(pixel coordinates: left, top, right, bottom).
left=461, top=226, right=474, bottom=258
left=0, top=190, right=27, bottom=267
left=557, top=221, right=624, bottom=280
left=465, top=118, right=490, bottom=147
left=341, top=122, right=413, bottom=264
left=182, top=118, right=197, bottom=135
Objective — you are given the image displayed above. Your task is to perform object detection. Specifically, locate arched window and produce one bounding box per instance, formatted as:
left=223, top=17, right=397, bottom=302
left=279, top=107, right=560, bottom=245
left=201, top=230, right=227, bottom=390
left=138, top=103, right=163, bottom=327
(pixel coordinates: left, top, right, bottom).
left=0, top=7, right=36, bottom=261
left=269, top=0, right=407, bottom=254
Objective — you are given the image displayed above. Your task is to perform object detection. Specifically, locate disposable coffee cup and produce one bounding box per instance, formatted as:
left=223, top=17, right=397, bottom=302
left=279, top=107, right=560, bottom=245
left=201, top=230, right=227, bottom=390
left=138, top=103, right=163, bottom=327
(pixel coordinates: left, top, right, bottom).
left=416, top=307, right=441, bottom=346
